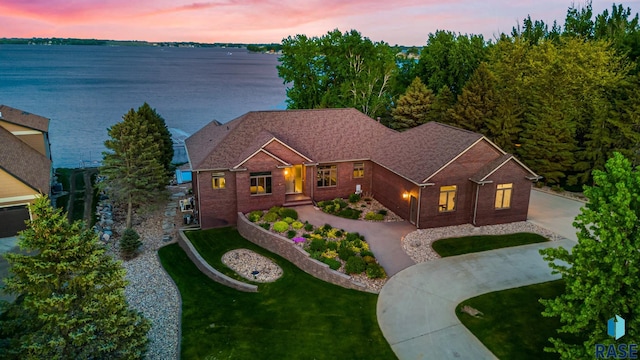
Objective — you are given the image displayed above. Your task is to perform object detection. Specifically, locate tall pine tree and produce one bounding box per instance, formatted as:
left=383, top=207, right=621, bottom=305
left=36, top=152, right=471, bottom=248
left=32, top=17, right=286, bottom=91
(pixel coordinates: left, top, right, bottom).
left=447, top=62, right=496, bottom=134
left=426, top=85, right=456, bottom=124
left=100, top=108, right=168, bottom=228
left=0, top=196, right=150, bottom=359
left=390, top=77, right=434, bottom=130
left=137, top=103, right=174, bottom=177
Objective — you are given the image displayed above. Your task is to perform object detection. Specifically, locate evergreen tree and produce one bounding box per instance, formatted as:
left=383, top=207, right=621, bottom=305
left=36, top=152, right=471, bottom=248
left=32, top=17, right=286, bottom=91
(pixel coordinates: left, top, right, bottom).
left=100, top=109, right=168, bottom=228
left=447, top=62, right=496, bottom=134
left=137, top=103, right=174, bottom=177
left=486, top=95, right=523, bottom=154
left=390, top=77, right=434, bottom=130
left=120, top=228, right=143, bottom=260
left=426, top=85, right=456, bottom=124
left=0, top=196, right=150, bottom=359
left=539, top=153, right=639, bottom=359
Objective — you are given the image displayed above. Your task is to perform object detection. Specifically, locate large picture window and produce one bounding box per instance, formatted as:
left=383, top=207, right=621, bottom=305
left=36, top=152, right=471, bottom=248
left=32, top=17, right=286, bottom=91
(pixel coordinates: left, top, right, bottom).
left=495, top=183, right=512, bottom=209
left=317, top=165, right=337, bottom=187
left=439, top=185, right=457, bottom=212
left=212, top=172, right=225, bottom=189
left=353, top=162, right=364, bottom=178
left=250, top=172, right=272, bottom=195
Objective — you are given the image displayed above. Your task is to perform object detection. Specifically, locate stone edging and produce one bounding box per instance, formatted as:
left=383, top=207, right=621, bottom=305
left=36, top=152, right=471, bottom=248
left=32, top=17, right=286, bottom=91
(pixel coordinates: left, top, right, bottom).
left=236, top=213, right=372, bottom=293
left=177, top=230, right=258, bottom=293
left=154, top=250, right=183, bottom=359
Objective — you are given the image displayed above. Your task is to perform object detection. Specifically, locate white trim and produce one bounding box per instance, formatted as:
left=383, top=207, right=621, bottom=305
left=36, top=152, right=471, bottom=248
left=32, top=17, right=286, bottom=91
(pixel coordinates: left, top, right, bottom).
left=266, top=138, right=313, bottom=162
left=423, top=138, right=485, bottom=183
left=234, top=148, right=290, bottom=169
left=0, top=194, right=38, bottom=204
left=11, top=130, right=41, bottom=135
left=481, top=136, right=507, bottom=156
left=478, top=156, right=513, bottom=182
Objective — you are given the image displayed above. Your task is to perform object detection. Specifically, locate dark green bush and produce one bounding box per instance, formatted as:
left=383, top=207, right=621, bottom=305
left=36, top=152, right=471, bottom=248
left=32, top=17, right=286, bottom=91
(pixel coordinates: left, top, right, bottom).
left=377, top=209, right=387, bottom=216
left=337, top=208, right=361, bottom=219
left=248, top=210, right=263, bottom=222
left=348, top=193, right=361, bottom=203
left=322, top=224, right=333, bottom=232
left=309, top=238, right=327, bottom=252
left=335, top=198, right=348, bottom=209
left=259, top=223, right=271, bottom=230
left=120, top=228, right=142, bottom=260
left=326, top=241, right=338, bottom=250
left=360, top=249, right=375, bottom=258
left=317, top=201, right=327, bottom=208
left=345, top=256, right=366, bottom=274
left=366, top=263, right=386, bottom=279
left=345, top=232, right=360, bottom=242
left=335, top=230, right=344, bottom=237
left=279, top=208, right=298, bottom=220
left=269, top=206, right=283, bottom=214
left=310, top=251, right=323, bottom=261
left=263, top=212, right=278, bottom=223
left=286, top=230, right=297, bottom=239
left=321, top=257, right=341, bottom=270
left=304, top=223, right=314, bottom=232
left=352, top=238, right=363, bottom=248
left=338, top=247, right=356, bottom=261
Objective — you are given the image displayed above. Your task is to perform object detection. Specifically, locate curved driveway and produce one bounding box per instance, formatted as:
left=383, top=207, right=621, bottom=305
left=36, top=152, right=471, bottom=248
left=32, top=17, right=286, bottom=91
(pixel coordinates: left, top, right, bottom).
left=377, top=189, right=584, bottom=359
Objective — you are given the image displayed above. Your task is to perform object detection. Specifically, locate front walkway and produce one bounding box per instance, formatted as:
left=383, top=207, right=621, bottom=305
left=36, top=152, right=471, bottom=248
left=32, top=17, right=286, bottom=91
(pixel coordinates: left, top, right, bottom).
left=377, top=239, right=575, bottom=359
left=295, top=206, right=416, bottom=277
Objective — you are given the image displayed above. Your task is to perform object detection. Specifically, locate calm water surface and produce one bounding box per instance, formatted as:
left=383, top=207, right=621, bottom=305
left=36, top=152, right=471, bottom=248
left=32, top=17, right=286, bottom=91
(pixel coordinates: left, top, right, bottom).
left=0, top=45, right=287, bottom=167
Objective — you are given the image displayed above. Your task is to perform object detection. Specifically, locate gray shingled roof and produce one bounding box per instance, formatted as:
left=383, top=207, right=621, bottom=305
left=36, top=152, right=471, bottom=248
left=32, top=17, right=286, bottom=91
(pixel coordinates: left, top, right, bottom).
left=186, top=108, right=494, bottom=184
left=0, top=126, right=51, bottom=193
left=0, top=105, right=50, bottom=132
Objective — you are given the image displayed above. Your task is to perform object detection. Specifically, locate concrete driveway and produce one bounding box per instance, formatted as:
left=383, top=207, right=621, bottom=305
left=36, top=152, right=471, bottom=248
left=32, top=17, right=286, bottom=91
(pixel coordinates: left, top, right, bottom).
left=376, top=188, right=584, bottom=359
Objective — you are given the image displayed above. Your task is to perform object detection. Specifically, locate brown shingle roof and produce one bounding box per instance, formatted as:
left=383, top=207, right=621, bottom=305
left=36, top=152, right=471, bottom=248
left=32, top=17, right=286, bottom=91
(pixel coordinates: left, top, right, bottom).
left=470, top=153, right=539, bottom=183
left=186, top=108, right=508, bottom=184
left=0, top=126, right=51, bottom=193
left=0, top=105, right=50, bottom=132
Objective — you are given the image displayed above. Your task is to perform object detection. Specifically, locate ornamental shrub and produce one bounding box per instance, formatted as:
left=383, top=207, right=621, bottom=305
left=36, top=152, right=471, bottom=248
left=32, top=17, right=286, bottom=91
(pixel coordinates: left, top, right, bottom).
left=365, top=211, right=384, bottom=221
left=304, top=222, right=314, bottom=232
left=282, top=216, right=295, bottom=224
left=248, top=210, right=263, bottom=222
left=338, top=246, right=356, bottom=261
left=322, top=224, right=333, bottom=232
left=291, top=221, right=304, bottom=230
left=345, top=232, right=360, bottom=242
left=279, top=207, right=298, bottom=220
left=360, top=249, right=375, bottom=258
left=286, top=230, right=297, bottom=239
left=362, top=255, right=376, bottom=264
left=269, top=206, right=283, bottom=214
left=337, top=208, right=361, bottom=219
left=326, top=240, right=338, bottom=251
left=259, top=223, right=271, bottom=230
left=366, top=263, right=387, bottom=279
left=263, top=212, right=278, bottom=223
left=345, top=256, right=366, bottom=274
left=321, top=257, right=341, bottom=270
left=349, top=193, right=361, bottom=203
left=309, top=238, right=327, bottom=252
left=120, top=228, right=142, bottom=260
left=273, top=221, right=289, bottom=233
left=377, top=209, right=387, bottom=216
left=335, top=198, right=348, bottom=209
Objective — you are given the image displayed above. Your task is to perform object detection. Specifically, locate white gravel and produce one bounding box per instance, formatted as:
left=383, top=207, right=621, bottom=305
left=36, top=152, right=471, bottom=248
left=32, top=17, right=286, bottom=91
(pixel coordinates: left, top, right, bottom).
left=402, top=221, right=564, bottom=263
left=222, top=249, right=283, bottom=282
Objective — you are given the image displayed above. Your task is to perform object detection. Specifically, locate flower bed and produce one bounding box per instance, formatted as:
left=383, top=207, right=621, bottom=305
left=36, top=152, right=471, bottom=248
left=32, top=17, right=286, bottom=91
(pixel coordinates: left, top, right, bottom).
left=317, top=195, right=402, bottom=222
left=246, top=206, right=386, bottom=280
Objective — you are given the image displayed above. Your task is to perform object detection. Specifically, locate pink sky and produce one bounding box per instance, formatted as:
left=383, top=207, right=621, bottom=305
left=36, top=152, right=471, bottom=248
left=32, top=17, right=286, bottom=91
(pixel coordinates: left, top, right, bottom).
left=1, top=1, right=638, bottom=45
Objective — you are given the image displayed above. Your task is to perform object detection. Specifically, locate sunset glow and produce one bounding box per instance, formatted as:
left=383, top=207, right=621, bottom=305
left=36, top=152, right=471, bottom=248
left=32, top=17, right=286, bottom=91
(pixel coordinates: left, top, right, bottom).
left=1, top=0, right=639, bottom=45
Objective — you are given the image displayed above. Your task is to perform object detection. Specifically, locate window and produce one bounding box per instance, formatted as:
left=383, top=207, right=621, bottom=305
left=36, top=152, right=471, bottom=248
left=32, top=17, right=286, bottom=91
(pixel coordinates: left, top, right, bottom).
left=439, top=185, right=457, bottom=212
left=353, top=162, right=364, bottom=178
left=317, top=165, right=337, bottom=187
left=212, top=172, right=225, bottom=189
left=495, top=183, right=513, bottom=209
left=250, top=172, right=272, bottom=195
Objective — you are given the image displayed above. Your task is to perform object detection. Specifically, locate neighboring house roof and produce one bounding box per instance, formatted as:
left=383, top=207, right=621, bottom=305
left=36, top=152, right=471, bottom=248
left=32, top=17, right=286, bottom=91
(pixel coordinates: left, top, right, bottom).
left=0, top=126, right=51, bottom=193
left=186, top=108, right=536, bottom=184
left=0, top=105, right=50, bottom=132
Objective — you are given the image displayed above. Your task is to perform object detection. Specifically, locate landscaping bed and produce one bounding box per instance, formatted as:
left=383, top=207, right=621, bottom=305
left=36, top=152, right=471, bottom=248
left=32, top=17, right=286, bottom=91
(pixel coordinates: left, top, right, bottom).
left=316, top=194, right=403, bottom=222
left=246, top=206, right=388, bottom=288
left=432, top=232, right=549, bottom=257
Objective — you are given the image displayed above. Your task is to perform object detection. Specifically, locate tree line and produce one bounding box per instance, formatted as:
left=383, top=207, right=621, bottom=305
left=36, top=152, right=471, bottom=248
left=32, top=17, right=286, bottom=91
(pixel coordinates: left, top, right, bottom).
left=277, top=1, right=640, bottom=187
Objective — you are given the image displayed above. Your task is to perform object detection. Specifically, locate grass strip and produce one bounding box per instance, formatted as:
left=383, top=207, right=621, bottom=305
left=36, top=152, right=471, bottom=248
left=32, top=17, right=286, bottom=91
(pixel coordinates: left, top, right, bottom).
left=158, top=227, right=395, bottom=360
left=432, top=232, right=548, bottom=257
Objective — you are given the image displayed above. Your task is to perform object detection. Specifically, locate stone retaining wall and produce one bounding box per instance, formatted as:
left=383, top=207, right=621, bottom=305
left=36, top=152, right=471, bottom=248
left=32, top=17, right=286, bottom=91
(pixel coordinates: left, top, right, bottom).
left=236, top=213, right=370, bottom=292
left=177, top=230, right=258, bottom=292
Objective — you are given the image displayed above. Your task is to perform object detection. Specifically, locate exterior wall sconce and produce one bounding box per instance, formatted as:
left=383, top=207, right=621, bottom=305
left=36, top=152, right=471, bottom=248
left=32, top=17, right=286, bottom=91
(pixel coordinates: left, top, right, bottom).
left=402, top=192, right=409, bottom=200
left=284, top=169, right=289, bottom=176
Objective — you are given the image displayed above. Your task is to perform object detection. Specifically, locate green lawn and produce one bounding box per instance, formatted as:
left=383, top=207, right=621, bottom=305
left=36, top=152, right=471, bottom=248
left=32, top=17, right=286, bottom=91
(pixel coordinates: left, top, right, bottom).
left=432, top=232, right=548, bottom=257
left=457, top=280, right=578, bottom=360
left=158, top=227, right=396, bottom=360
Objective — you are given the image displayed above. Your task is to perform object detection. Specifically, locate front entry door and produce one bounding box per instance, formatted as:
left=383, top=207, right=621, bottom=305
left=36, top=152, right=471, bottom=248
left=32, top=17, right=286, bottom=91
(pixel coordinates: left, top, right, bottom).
left=285, top=165, right=303, bottom=194
left=409, top=195, right=417, bottom=225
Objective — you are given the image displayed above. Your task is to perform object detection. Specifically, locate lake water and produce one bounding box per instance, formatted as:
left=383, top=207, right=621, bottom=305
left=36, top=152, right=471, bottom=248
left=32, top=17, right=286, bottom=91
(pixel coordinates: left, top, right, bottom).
left=0, top=45, right=287, bottom=168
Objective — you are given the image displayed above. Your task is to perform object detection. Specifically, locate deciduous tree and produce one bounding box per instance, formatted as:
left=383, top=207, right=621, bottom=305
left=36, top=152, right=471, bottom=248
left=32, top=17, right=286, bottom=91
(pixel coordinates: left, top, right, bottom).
left=0, top=196, right=150, bottom=359
left=539, top=153, right=639, bottom=359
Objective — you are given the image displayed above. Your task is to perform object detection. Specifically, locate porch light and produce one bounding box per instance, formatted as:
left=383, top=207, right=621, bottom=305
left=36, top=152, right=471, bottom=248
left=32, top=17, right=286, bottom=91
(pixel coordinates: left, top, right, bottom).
left=402, top=192, right=409, bottom=200
left=284, top=169, right=289, bottom=176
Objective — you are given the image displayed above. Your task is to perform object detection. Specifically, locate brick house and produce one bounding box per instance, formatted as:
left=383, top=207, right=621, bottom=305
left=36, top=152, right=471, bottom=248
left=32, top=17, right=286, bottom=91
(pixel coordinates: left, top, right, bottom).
left=185, top=108, right=539, bottom=229
left=0, top=105, right=52, bottom=237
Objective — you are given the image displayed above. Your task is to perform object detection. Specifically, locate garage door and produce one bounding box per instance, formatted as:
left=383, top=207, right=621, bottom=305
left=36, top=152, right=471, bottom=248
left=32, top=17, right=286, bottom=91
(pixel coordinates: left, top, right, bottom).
left=0, top=205, right=30, bottom=238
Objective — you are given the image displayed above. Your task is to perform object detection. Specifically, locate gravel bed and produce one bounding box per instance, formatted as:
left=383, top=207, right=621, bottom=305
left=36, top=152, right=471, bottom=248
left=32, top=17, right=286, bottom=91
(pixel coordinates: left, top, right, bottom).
left=402, top=221, right=565, bottom=264
left=222, top=249, right=283, bottom=282
left=105, top=196, right=183, bottom=360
